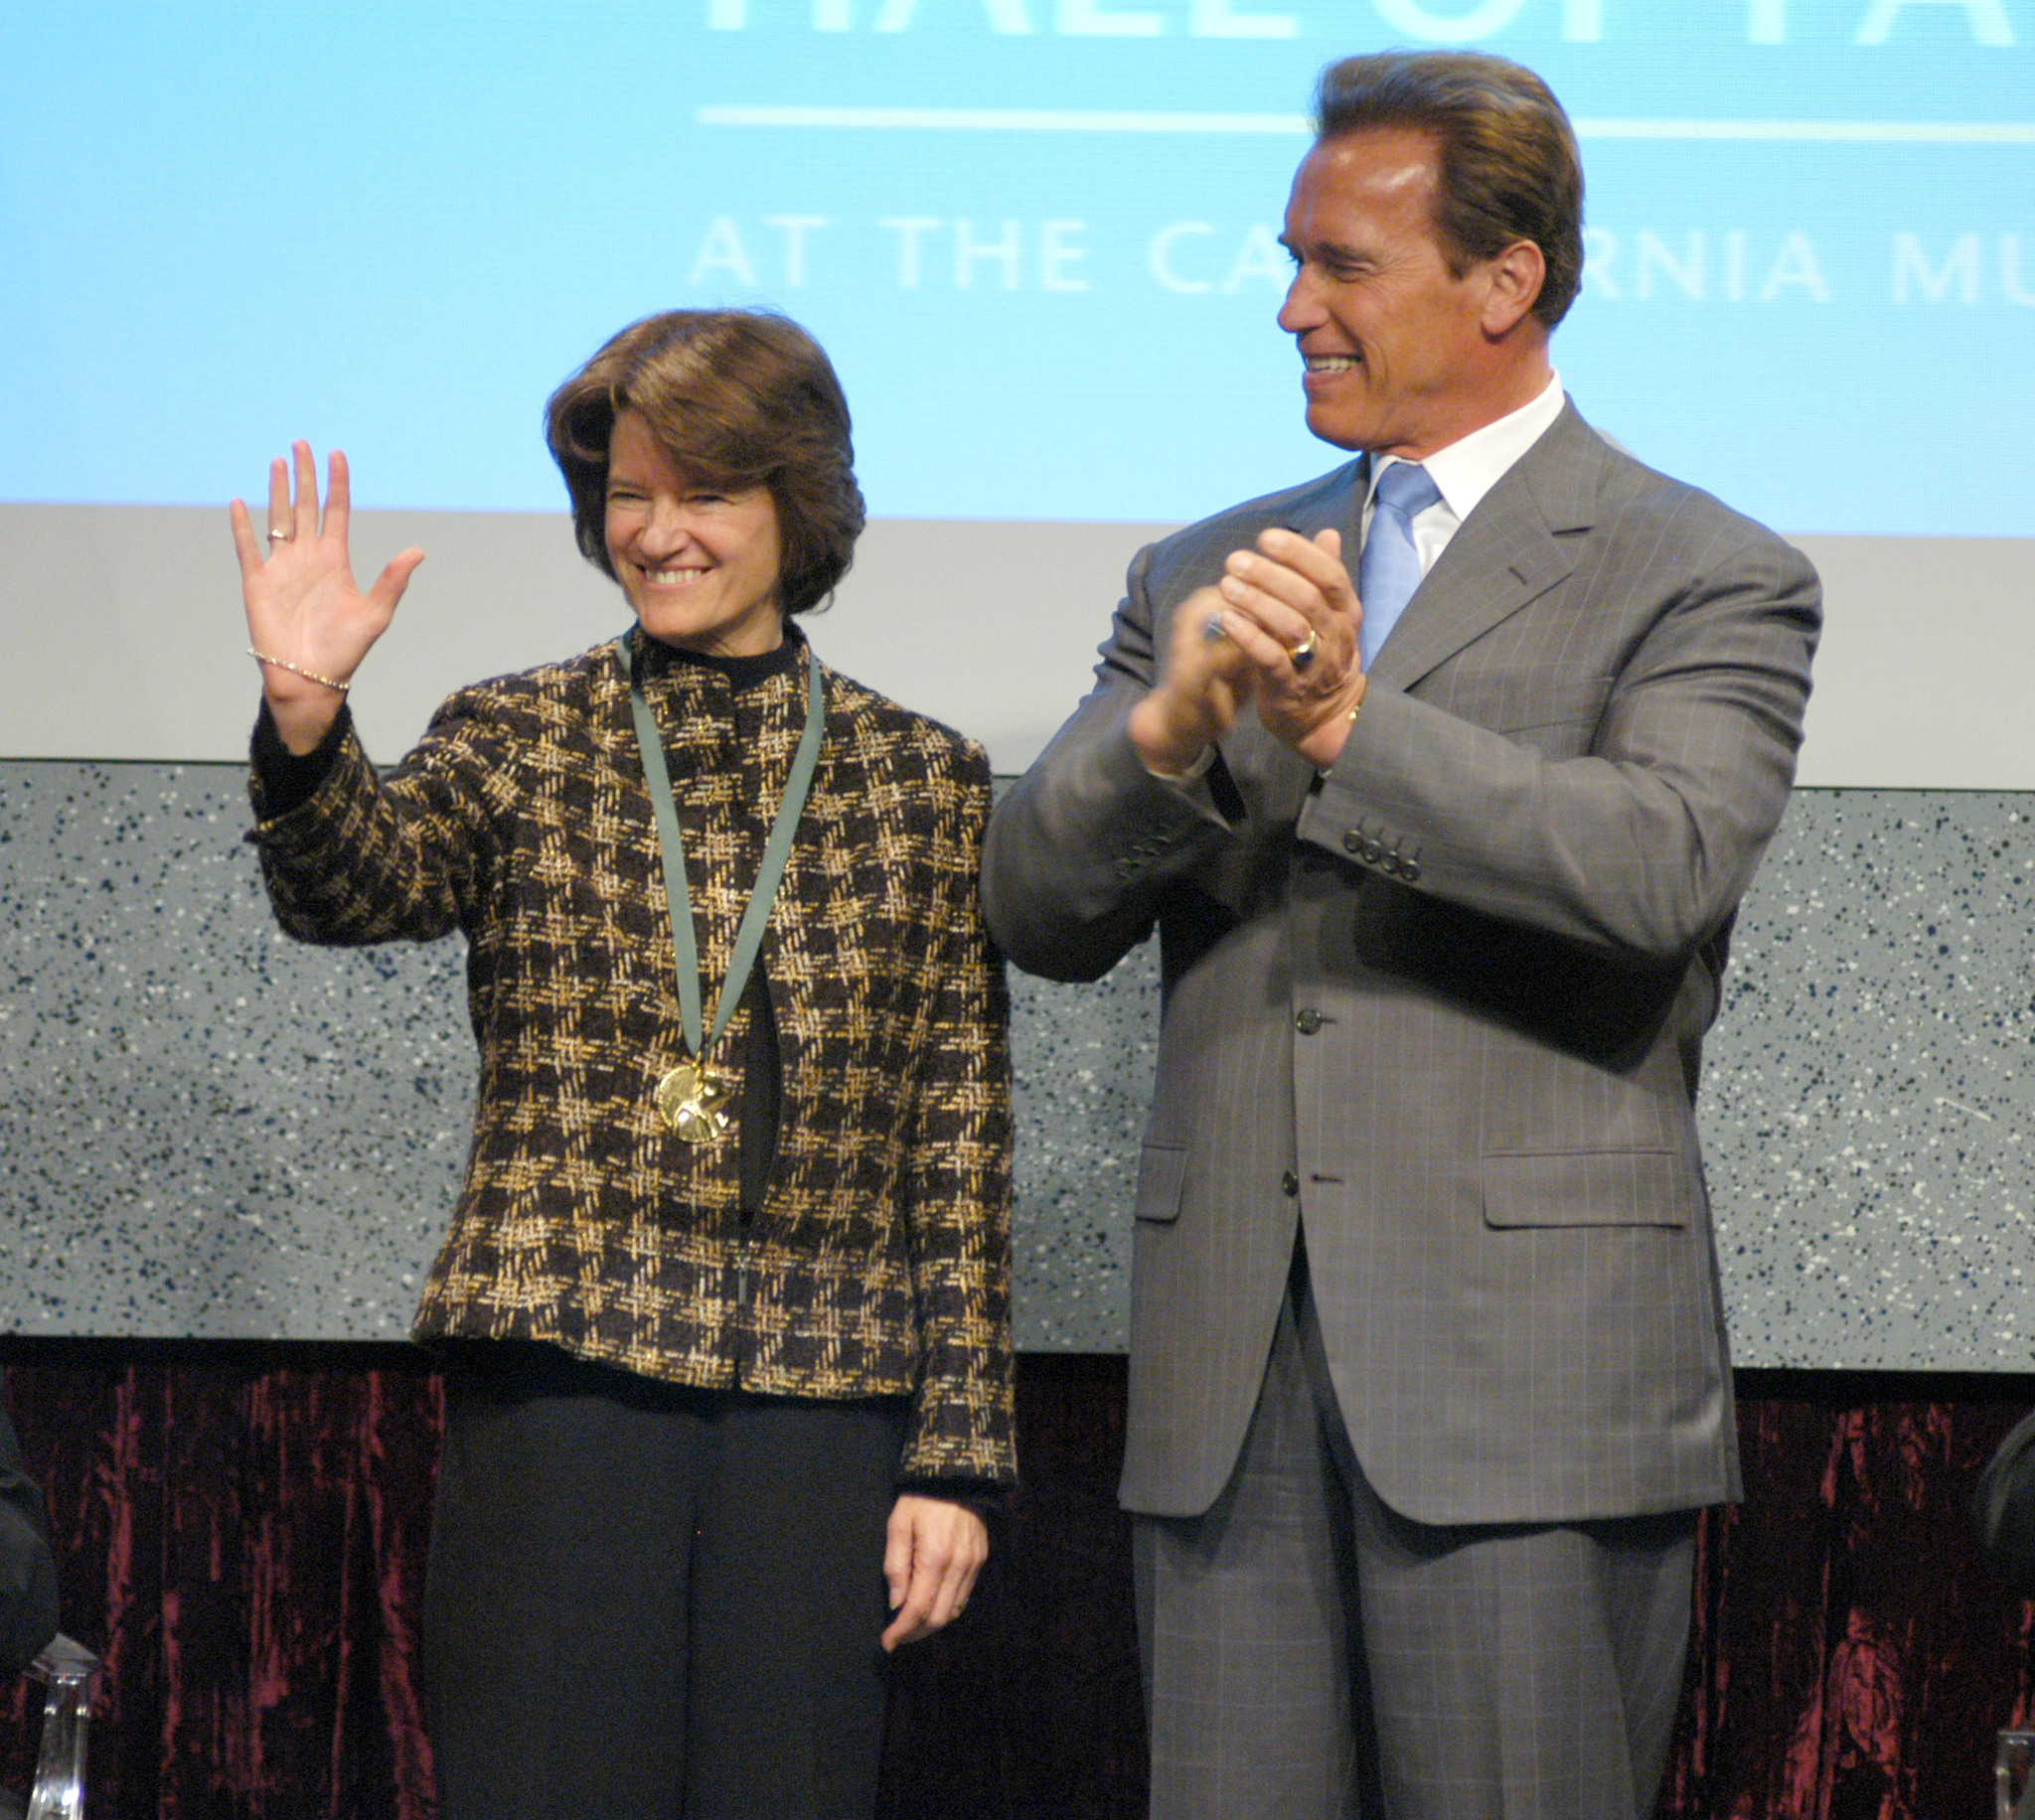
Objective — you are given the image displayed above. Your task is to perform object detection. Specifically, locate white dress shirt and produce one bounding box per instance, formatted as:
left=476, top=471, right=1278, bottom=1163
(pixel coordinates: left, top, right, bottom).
left=1363, top=370, right=1567, bottom=583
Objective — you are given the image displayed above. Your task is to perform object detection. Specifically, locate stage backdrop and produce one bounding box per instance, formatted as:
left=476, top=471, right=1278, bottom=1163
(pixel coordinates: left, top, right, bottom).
left=1, top=1, right=2031, bottom=1368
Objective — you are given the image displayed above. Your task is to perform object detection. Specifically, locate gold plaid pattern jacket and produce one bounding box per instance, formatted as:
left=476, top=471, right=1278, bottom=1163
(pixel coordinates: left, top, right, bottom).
left=249, top=629, right=1016, bottom=1485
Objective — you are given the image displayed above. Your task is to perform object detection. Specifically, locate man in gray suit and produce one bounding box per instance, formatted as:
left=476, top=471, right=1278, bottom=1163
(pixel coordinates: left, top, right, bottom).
left=982, top=49, right=1819, bottom=1820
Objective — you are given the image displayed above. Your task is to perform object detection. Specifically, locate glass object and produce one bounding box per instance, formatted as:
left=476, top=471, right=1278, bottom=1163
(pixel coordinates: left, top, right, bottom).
left=25, top=1634, right=99, bottom=1820
left=2000, top=1730, right=2035, bottom=1820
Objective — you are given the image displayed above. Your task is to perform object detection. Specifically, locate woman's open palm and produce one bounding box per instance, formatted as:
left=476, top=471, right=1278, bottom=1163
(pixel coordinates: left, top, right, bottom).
left=230, top=441, right=424, bottom=697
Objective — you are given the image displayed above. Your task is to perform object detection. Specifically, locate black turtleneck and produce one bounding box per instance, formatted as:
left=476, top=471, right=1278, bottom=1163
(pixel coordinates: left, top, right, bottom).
left=652, top=633, right=803, bottom=1219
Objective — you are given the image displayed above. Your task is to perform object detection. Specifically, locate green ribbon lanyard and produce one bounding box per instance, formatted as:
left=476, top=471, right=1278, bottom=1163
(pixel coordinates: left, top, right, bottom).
left=616, top=632, right=825, bottom=1140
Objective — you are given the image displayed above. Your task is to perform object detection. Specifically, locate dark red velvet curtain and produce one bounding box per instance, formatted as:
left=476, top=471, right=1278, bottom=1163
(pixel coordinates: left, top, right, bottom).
left=1666, top=1384, right=2035, bottom=1820
left=0, top=1346, right=440, bottom=1819
left=0, top=1347, right=2028, bottom=1820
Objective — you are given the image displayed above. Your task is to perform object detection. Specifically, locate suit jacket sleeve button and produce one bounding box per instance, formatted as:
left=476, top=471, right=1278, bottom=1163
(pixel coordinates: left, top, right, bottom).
left=1294, top=1007, right=1323, bottom=1035
left=1281, top=1170, right=1300, bottom=1197
left=1341, top=830, right=1362, bottom=854
left=1401, top=857, right=1421, bottom=881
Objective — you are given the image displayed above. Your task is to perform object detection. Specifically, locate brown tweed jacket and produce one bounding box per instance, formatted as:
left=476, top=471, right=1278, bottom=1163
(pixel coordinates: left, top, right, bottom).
left=250, top=628, right=1016, bottom=1485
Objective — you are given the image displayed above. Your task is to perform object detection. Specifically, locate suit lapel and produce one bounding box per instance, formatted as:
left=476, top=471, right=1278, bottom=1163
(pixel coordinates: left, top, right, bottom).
left=1368, top=402, right=1604, bottom=693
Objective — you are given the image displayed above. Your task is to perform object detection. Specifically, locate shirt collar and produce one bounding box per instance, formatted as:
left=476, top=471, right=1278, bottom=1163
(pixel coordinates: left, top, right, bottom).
left=1369, top=370, right=1566, bottom=526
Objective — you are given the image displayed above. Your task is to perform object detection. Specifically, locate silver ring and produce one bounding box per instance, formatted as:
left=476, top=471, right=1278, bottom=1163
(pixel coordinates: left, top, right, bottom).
left=1289, top=631, right=1319, bottom=672
left=268, top=530, right=290, bottom=543
left=1200, top=611, right=1229, bottom=644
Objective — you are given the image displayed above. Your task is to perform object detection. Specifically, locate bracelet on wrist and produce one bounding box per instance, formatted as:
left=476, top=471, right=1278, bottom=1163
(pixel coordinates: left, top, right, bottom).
left=248, top=649, right=350, bottom=693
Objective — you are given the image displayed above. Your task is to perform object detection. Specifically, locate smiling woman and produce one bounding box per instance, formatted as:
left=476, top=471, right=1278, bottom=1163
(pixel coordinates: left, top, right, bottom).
left=544, top=311, right=869, bottom=658
left=231, top=308, right=1016, bottom=1820
left=601, top=412, right=785, bottom=657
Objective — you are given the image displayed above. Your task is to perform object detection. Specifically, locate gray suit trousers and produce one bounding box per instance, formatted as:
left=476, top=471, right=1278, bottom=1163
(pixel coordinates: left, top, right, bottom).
left=1135, top=1242, right=1697, bottom=1820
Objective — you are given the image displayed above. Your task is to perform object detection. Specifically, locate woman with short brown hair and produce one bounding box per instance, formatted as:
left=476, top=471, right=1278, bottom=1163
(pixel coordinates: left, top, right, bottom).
left=234, top=309, right=1015, bottom=1819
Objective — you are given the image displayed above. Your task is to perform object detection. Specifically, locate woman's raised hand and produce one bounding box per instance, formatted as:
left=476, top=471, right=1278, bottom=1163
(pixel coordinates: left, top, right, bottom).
left=230, top=442, right=424, bottom=753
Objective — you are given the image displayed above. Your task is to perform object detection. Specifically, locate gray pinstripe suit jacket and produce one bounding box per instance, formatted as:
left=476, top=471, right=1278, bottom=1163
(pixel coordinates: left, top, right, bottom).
left=983, top=402, right=1820, bottom=1526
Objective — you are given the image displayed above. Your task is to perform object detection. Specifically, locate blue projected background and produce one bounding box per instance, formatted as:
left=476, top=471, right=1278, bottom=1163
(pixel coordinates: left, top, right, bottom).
left=2, top=2, right=2030, bottom=533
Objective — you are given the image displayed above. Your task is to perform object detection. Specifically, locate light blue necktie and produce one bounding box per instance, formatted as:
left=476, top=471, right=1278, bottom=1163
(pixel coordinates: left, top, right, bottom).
left=1356, top=461, right=1442, bottom=670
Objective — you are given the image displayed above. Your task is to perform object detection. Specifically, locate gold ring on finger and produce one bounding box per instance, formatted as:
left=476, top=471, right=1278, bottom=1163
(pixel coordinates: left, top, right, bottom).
left=1289, top=631, right=1319, bottom=672
left=268, top=530, right=290, bottom=543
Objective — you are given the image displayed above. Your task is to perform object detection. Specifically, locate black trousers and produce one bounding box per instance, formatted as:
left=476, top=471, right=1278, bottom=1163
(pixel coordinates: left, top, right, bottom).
left=422, top=1344, right=908, bottom=1820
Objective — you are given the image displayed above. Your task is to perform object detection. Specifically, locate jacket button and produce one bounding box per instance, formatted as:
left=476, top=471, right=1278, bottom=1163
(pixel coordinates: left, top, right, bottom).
left=1402, top=857, right=1421, bottom=881
left=1294, top=1007, right=1323, bottom=1035
left=1281, top=1170, right=1300, bottom=1197
left=1341, top=830, right=1362, bottom=854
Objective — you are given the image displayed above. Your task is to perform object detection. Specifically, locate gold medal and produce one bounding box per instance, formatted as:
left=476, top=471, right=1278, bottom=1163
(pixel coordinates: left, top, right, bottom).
left=655, top=1060, right=732, bottom=1144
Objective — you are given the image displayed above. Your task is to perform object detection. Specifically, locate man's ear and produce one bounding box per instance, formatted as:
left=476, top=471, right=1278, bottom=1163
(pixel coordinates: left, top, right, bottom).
left=1481, top=238, right=1546, bottom=337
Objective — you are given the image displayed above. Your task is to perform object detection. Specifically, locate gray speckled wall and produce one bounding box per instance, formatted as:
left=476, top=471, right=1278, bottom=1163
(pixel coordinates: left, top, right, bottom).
left=1, top=762, right=470, bottom=1339
left=1701, top=793, right=2032, bottom=1368
left=1, top=760, right=2028, bottom=1367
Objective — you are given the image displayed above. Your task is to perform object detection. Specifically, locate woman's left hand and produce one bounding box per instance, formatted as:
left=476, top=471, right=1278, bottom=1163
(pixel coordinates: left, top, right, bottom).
left=880, top=1494, right=989, bottom=1651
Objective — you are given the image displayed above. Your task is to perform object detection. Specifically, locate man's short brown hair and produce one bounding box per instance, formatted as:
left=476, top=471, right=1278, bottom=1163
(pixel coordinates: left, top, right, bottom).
left=1315, top=50, right=1585, bottom=331
left=546, top=310, right=866, bottom=617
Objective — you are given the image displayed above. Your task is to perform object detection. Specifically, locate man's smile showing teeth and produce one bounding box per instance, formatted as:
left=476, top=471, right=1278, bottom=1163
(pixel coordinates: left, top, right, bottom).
left=1306, top=355, right=1362, bottom=372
